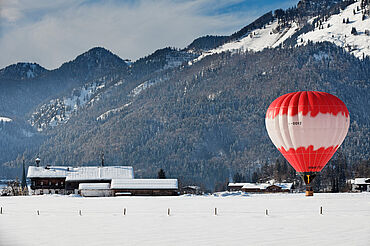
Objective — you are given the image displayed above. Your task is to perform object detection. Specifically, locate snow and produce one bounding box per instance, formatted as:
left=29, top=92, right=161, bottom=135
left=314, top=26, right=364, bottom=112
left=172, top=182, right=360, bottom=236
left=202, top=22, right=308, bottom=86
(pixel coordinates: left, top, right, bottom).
left=130, top=80, right=158, bottom=97
left=26, top=69, right=35, bottom=78
left=27, top=166, right=134, bottom=180
left=79, top=183, right=111, bottom=190
left=228, top=183, right=247, bottom=187
left=192, top=2, right=369, bottom=64
left=275, top=182, right=293, bottom=190
left=27, top=166, right=71, bottom=178
left=22, top=63, right=37, bottom=78
left=129, top=76, right=168, bottom=97
left=66, top=166, right=134, bottom=181
left=0, top=116, right=12, bottom=123
left=353, top=177, right=370, bottom=185
left=0, top=193, right=369, bottom=246
left=298, top=2, right=370, bottom=59
left=242, top=183, right=271, bottom=189
left=31, top=81, right=106, bottom=131
left=229, top=182, right=293, bottom=190
left=111, top=179, right=178, bottom=189
left=96, top=102, right=132, bottom=121
left=194, top=20, right=299, bottom=62
left=113, top=80, right=123, bottom=87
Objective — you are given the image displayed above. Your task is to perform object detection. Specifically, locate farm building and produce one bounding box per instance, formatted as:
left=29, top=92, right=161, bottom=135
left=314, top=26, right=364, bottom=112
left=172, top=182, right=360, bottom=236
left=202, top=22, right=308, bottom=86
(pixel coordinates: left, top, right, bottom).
left=228, top=182, right=293, bottom=193
left=27, top=164, right=179, bottom=196
left=181, top=186, right=202, bottom=195
left=27, top=166, right=134, bottom=195
left=111, top=179, right=179, bottom=196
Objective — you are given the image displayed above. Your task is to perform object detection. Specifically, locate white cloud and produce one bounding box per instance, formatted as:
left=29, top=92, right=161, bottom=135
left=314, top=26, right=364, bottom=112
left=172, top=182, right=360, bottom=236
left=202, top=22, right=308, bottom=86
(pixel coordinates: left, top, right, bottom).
left=0, top=0, right=298, bottom=69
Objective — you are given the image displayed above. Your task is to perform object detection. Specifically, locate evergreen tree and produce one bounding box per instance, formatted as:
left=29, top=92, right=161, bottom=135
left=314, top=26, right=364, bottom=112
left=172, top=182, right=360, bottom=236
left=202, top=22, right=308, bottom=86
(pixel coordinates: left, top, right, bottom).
left=158, top=169, right=166, bottom=179
left=233, top=172, right=245, bottom=183
left=21, top=159, right=27, bottom=189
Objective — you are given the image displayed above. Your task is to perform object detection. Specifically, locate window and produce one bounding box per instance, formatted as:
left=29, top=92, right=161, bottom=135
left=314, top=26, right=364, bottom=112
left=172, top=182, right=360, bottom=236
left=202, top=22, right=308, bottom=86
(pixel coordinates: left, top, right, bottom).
left=49, top=181, right=51, bottom=186
left=40, top=181, right=43, bottom=185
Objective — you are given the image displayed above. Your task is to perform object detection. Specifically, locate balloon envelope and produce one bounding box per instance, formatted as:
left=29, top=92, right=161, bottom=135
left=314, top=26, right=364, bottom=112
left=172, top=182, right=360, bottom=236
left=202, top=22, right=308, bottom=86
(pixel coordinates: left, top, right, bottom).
left=265, top=91, right=349, bottom=175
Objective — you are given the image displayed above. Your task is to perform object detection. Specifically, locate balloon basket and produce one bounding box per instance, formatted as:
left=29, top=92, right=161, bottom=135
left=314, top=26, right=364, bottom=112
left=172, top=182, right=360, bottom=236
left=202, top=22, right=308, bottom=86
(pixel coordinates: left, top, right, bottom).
left=305, top=190, right=314, bottom=196
left=305, top=185, right=314, bottom=196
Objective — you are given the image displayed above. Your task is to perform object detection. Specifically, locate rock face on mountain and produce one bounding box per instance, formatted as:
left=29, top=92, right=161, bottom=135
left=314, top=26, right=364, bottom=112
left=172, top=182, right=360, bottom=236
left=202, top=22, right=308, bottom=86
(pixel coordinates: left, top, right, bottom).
left=0, top=0, right=369, bottom=189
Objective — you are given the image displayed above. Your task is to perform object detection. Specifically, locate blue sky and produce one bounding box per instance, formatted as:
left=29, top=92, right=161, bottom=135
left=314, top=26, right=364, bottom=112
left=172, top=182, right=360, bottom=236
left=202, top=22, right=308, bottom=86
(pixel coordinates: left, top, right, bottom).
left=0, top=0, right=298, bottom=69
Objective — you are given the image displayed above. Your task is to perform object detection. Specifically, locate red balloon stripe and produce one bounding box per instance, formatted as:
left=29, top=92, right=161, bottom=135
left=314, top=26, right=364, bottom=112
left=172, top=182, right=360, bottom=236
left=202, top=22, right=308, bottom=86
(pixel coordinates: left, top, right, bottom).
left=278, top=145, right=339, bottom=173
left=266, top=91, right=349, bottom=119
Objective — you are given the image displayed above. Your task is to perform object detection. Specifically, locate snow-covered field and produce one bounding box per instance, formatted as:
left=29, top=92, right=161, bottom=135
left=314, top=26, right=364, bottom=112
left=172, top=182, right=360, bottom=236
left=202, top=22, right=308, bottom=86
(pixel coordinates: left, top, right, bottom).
left=0, top=193, right=369, bottom=246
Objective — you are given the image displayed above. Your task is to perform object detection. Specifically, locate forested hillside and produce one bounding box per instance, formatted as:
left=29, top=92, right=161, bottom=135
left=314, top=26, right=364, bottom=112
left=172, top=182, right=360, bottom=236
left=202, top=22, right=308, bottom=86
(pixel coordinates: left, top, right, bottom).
left=5, top=42, right=366, bottom=189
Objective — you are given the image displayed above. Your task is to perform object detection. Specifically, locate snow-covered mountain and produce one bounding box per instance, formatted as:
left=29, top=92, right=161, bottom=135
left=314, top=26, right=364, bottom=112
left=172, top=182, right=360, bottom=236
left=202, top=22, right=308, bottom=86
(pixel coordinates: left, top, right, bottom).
left=193, top=0, right=370, bottom=62
left=28, top=47, right=195, bottom=130
left=30, top=80, right=106, bottom=131
left=193, top=20, right=299, bottom=63
left=0, top=62, right=47, bottom=80
left=298, top=1, right=370, bottom=59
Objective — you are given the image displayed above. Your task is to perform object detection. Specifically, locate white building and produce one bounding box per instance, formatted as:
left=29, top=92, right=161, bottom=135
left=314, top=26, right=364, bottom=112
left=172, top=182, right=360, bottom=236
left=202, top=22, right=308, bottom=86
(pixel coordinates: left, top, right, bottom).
left=349, top=178, right=370, bottom=192
left=27, top=166, right=134, bottom=195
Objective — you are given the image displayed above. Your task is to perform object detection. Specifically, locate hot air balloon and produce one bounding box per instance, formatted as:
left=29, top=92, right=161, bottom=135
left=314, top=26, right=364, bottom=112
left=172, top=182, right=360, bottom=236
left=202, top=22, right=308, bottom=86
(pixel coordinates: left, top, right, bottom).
left=265, top=91, right=350, bottom=196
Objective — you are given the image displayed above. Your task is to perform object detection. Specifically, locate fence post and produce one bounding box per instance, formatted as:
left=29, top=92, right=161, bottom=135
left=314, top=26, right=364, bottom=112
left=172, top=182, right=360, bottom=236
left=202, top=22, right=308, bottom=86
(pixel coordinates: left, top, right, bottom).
left=214, top=208, right=217, bottom=216
left=265, top=209, right=268, bottom=216
left=79, top=210, right=82, bottom=216
left=0, top=207, right=2, bottom=215
left=37, top=210, right=40, bottom=215
left=167, top=208, right=170, bottom=216
left=320, top=206, right=323, bottom=215
left=123, top=208, right=126, bottom=216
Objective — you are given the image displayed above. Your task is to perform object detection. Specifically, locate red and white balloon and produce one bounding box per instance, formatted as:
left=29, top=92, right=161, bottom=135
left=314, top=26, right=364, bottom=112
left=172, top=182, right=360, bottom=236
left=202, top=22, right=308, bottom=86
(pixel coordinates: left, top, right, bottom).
left=265, top=91, right=349, bottom=177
